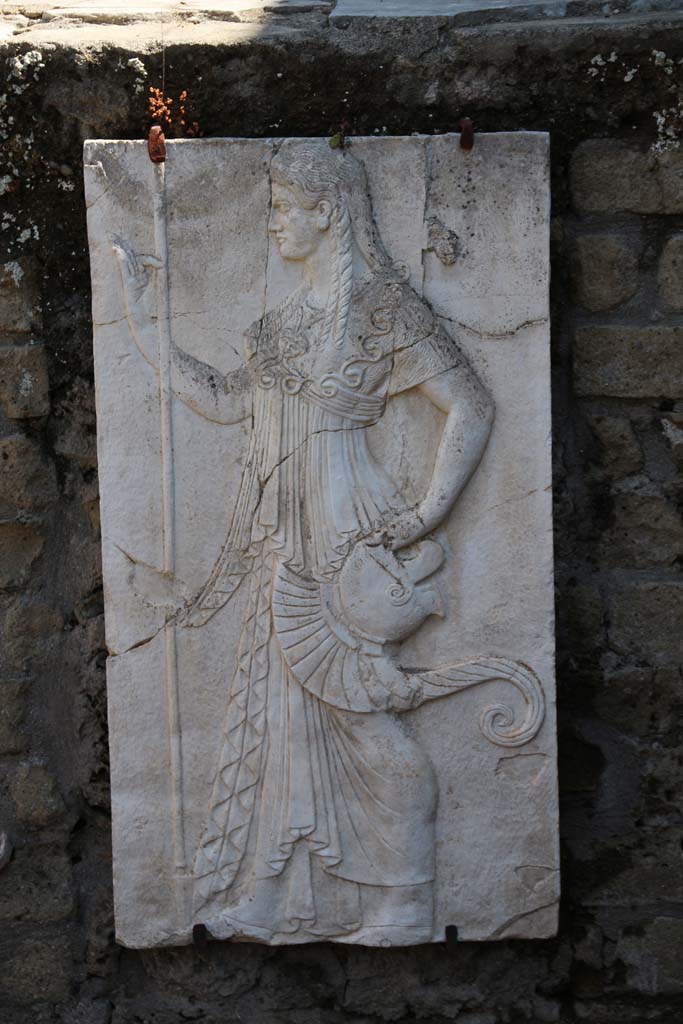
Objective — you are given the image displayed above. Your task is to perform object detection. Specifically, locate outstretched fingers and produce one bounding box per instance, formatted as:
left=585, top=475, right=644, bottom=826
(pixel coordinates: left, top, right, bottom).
left=110, top=236, right=162, bottom=281
left=111, top=235, right=137, bottom=281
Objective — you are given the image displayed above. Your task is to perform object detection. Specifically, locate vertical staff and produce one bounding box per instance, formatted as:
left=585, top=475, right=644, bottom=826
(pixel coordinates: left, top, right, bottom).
left=149, top=127, right=187, bottom=916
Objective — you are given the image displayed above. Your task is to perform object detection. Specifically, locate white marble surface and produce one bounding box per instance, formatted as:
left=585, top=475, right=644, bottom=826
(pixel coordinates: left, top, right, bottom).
left=85, top=133, right=557, bottom=948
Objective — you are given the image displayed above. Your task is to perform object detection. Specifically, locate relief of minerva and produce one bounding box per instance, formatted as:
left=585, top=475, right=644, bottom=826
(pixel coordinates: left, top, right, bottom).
left=113, top=141, right=545, bottom=945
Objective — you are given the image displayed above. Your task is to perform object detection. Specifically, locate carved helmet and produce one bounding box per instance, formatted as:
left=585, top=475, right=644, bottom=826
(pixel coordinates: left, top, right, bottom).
left=271, top=538, right=445, bottom=713
left=337, top=538, right=445, bottom=644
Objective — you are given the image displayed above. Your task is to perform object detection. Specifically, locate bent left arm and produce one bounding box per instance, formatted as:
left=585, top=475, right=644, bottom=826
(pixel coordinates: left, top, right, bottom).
left=390, top=364, right=494, bottom=550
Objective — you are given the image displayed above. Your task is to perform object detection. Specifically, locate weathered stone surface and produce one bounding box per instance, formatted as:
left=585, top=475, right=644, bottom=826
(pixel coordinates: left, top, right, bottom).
left=61, top=617, right=109, bottom=810
left=0, top=520, right=44, bottom=589
left=598, top=493, right=683, bottom=569
left=83, top=884, right=115, bottom=978
left=574, top=327, right=683, bottom=399
left=657, top=235, right=683, bottom=312
left=660, top=412, right=683, bottom=468
left=0, top=435, right=58, bottom=514
left=557, top=579, right=605, bottom=667
left=86, top=134, right=556, bottom=947
left=571, top=236, right=639, bottom=312
left=595, top=666, right=683, bottom=737
left=640, top=742, right=683, bottom=820
left=0, top=343, right=50, bottom=418
left=586, top=414, right=643, bottom=479
left=575, top=829, right=683, bottom=907
left=10, top=762, right=66, bottom=827
left=571, top=142, right=683, bottom=215
left=51, top=378, right=98, bottom=468
left=0, top=938, right=72, bottom=1005
left=332, top=0, right=565, bottom=13
left=0, top=677, right=29, bottom=754
left=0, top=261, right=38, bottom=334
left=4, top=600, right=64, bottom=672
left=0, top=843, right=74, bottom=924
left=617, top=917, right=683, bottom=995
left=607, top=582, right=683, bottom=667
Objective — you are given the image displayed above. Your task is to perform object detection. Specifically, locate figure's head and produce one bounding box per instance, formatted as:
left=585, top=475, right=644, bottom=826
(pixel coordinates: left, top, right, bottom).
left=269, top=140, right=390, bottom=349
left=268, top=183, right=332, bottom=261
left=270, top=141, right=389, bottom=266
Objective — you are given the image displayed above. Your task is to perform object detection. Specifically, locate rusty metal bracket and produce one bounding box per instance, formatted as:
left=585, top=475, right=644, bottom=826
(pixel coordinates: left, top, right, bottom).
left=192, top=923, right=209, bottom=951
left=459, top=117, right=475, bottom=151
left=148, top=125, right=167, bottom=164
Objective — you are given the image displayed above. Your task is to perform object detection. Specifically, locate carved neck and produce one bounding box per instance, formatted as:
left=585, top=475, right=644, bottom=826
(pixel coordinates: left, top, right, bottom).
left=302, top=234, right=334, bottom=308
left=302, top=238, right=372, bottom=309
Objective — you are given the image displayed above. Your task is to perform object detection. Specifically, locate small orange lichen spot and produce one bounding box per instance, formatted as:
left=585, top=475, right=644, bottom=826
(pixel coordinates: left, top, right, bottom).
left=147, top=86, right=202, bottom=138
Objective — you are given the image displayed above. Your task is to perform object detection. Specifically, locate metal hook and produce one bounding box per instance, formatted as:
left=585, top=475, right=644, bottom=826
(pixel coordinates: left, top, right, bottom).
left=458, top=118, right=474, bottom=151
left=149, top=125, right=167, bottom=164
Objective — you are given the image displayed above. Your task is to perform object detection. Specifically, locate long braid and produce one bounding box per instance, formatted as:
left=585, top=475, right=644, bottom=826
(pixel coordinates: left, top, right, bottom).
left=321, top=203, right=340, bottom=349
left=330, top=196, right=354, bottom=349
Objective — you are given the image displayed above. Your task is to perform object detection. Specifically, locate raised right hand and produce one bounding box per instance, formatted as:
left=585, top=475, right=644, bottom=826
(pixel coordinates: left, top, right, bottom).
left=111, top=234, right=162, bottom=329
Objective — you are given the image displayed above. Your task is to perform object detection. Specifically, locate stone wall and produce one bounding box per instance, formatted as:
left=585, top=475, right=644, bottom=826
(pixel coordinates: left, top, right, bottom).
left=1, top=4, right=682, bottom=1022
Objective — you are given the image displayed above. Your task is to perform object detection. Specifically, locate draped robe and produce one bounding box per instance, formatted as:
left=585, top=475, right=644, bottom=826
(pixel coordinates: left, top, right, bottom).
left=186, top=270, right=463, bottom=943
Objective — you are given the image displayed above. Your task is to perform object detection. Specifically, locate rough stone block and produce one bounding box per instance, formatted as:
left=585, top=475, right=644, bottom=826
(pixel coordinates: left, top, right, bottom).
left=557, top=579, right=605, bottom=665
left=0, top=937, right=71, bottom=1005
left=4, top=600, right=64, bottom=672
left=586, top=414, right=643, bottom=479
left=598, top=493, right=683, bottom=569
left=0, top=843, right=74, bottom=923
left=0, top=678, right=28, bottom=754
left=574, top=326, right=683, bottom=398
left=639, top=743, right=683, bottom=820
left=0, top=261, right=38, bottom=333
left=9, top=762, right=66, bottom=827
left=0, top=343, right=50, bottom=418
left=595, top=666, right=682, bottom=737
left=571, top=141, right=683, bottom=215
left=660, top=413, right=683, bottom=469
left=52, top=378, right=98, bottom=468
left=658, top=235, right=683, bottom=312
left=61, top=997, right=112, bottom=1024
left=0, top=520, right=44, bottom=588
left=617, top=917, right=683, bottom=995
left=48, top=77, right=130, bottom=142
left=83, top=885, right=115, bottom=978
left=607, top=581, right=683, bottom=666
left=0, top=435, right=58, bottom=514
left=577, top=830, right=683, bottom=907
left=571, top=236, right=639, bottom=312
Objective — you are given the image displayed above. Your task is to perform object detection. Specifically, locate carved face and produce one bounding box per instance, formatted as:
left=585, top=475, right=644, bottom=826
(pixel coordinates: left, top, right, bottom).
left=268, top=184, right=331, bottom=261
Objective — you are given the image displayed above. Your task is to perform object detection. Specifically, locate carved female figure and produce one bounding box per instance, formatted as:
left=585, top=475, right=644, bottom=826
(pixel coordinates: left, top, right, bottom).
left=115, top=140, right=499, bottom=944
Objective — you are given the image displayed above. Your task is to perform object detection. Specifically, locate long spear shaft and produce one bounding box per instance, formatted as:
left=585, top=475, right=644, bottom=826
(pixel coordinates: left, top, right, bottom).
left=151, top=154, right=187, bottom=917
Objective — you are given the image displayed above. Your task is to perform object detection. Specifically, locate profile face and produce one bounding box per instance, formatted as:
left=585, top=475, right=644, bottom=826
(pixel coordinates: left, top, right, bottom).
left=269, top=183, right=329, bottom=261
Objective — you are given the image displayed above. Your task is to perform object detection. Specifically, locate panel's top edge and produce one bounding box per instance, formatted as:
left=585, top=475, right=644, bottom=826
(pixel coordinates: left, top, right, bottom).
left=84, top=131, right=551, bottom=149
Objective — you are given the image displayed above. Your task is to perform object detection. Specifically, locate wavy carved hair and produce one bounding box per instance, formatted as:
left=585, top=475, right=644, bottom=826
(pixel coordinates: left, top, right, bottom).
left=271, top=141, right=391, bottom=349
